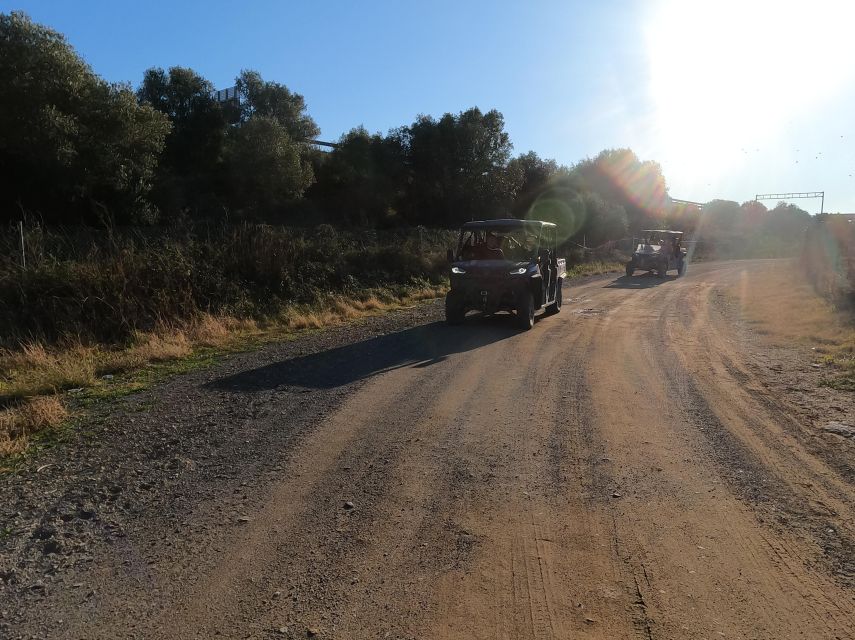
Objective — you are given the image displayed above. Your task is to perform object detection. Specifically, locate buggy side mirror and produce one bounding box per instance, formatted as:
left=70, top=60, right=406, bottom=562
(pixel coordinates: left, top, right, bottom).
left=447, top=248, right=454, bottom=263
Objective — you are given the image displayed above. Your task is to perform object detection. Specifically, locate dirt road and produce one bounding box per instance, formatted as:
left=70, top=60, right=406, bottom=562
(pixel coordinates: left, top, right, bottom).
left=3, top=260, right=854, bottom=639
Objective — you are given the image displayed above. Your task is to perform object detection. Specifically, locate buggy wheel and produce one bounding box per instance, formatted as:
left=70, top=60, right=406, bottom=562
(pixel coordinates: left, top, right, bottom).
left=625, top=263, right=635, bottom=277
left=545, top=279, right=563, bottom=315
left=516, top=292, right=535, bottom=330
left=445, top=293, right=465, bottom=325
left=657, top=261, right=668, bottom=278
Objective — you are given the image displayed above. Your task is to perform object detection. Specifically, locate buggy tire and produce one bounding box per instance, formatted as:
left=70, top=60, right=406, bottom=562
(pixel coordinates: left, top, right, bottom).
left=625, top=263, right=635, bottom=277
left=445, top=293, right=465, bottom=325
left=545, top=279, right=563, bottom=315
left=516, top=292, right=535, bottom=330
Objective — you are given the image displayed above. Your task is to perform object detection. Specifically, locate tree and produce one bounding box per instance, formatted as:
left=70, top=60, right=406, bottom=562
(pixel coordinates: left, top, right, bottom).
left=578, top=192, right=628, bottom=247
left=137, top=66, right=230, bottom=215
left=700, top=199, right=741, bottom=235
left=0, top=12, right=169, bottom=224
left=764, top=202, right=810, bottom=237
left=222, top=117, right=313, bottom=217
left=508, top=151, right=560, bottom=217
left=668, top=201, right=702, bottom=235
left=308, top=126, right=408, bottom=226
left=740, top=200, right=768, bottom=225
left=571, top=149, right=668, bottom=232
left=401, top=108, right=519, bottom=226
left=518, top=170, right=627, bottom=246
left=236, top=70, right=319, bottom=141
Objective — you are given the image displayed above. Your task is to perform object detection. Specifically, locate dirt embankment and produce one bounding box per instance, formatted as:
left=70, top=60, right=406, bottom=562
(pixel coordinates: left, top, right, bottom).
left=1, top=260, right=853, bottom=640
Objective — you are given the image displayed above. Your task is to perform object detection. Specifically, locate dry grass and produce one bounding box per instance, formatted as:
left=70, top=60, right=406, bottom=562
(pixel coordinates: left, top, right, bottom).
left=189, top=315, right=258, bottom=348
left=729, top=260, right=855, bottom=390
left=0, top=286, right=446, bottom=458
left=0, top=396, right=68, bottom=457
left=566, top=261, right=624, bottom=278
left=732, top=261, right=849, bottom=346
left=281, top=286, right=446, bottom=333
left=1, top=343, right=98, bottom=399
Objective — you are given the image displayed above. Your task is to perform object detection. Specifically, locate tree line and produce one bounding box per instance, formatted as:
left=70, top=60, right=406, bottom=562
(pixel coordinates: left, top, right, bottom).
left=0, top=11, right=811, bottom=248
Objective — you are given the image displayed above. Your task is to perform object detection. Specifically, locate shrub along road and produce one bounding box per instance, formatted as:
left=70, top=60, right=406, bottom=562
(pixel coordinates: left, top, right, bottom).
left=1, top=260, right=853, bottom=639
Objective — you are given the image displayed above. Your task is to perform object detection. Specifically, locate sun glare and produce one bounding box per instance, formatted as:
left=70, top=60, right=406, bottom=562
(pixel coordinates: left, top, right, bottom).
left=645, top=0, right=855, bottom=191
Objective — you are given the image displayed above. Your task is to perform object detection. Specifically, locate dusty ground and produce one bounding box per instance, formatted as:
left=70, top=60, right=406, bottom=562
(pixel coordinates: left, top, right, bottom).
left=1, top=259, right=853, bottom=639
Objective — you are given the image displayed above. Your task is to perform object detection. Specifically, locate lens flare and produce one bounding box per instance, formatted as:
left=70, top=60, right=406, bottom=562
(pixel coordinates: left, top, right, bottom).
left=526, top=190, right=585, bottom=243
left=593, top=151, right=668, bottom=220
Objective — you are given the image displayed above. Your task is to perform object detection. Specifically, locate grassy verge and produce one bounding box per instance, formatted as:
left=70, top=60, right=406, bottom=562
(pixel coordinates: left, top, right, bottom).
left=0, top=283, right=445, bottom=460
left=727, top=259, right=855, bottom=391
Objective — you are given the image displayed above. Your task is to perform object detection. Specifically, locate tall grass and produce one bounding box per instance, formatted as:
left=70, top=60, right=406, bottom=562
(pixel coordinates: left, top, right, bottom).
left=0, top=222, right=456, bottom=346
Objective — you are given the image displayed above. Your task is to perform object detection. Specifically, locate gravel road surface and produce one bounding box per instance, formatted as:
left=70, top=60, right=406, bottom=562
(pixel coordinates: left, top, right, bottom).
left=2, top=260, right=853, bottom=639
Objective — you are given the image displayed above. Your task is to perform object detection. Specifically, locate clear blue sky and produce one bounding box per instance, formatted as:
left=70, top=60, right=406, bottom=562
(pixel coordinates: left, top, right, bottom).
left=8, top=0, right=855, bottom=213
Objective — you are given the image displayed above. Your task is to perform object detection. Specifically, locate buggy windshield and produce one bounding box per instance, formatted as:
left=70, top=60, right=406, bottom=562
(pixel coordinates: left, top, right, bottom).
left=457, top=227, right=539, bottom=262
left=636, top=231, right=682, bottom=255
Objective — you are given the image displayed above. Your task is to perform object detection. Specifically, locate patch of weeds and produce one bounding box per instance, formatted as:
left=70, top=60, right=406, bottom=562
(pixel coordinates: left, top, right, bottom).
left=820, top=375, right=855, bottom=392
left=819, top=356, right=855, bottom=392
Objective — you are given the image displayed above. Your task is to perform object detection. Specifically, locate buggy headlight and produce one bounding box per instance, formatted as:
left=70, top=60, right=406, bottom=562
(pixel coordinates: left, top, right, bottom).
left=509, top=267, right=527, bottom=275
left=451, top=266, right=466, bottom=274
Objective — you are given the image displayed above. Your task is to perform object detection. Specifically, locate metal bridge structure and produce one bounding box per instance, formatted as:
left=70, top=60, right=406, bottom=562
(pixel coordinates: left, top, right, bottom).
left=755, top=191, right=824, bottom=214
left=669, top=198, right=705, bottom=209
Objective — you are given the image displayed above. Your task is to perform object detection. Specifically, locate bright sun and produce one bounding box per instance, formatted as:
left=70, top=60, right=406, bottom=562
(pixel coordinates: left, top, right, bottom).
left=645, top=0, right=855, bottom=190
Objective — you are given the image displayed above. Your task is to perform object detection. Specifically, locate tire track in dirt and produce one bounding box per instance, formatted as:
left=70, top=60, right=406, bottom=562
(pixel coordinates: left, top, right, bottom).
left=423, top=286, right=662, bottom=640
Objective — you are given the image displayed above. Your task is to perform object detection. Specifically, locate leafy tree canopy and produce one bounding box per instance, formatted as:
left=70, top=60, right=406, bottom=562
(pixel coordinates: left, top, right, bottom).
left=309, top=126, right=408, bottom=226
left=223, top=116, right=314, bottom=217
left=400, top=107, right=519, bottom=226
left=136, top=66, right=231, bottom=215
left=236, top=70, right=320, bottom=141
left=0, top=11, right=169, bottom=224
